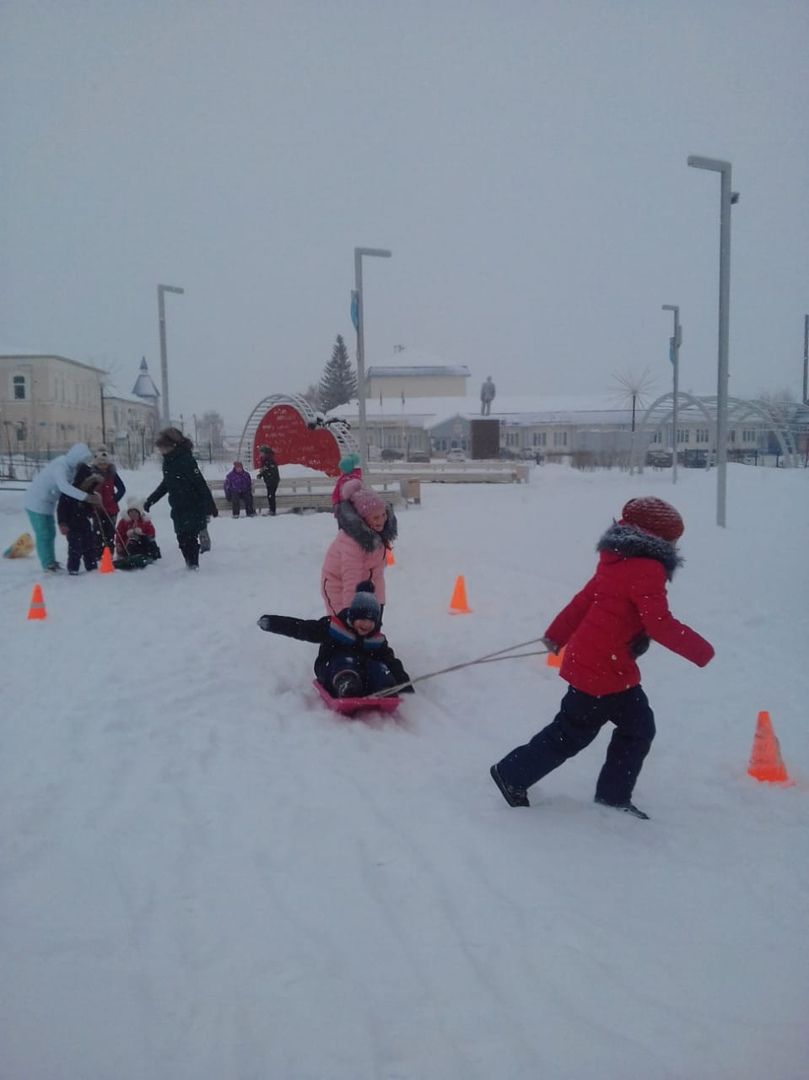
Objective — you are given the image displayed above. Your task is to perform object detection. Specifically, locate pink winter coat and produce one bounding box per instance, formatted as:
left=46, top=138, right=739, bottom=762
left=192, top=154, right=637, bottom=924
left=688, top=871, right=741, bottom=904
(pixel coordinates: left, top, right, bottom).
left=321, top=499, right=397, bottom=616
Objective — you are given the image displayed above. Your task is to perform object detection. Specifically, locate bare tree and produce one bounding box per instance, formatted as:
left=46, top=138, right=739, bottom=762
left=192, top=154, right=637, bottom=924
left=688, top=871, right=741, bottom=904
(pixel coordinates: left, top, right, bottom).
left=196, top=410, right=226, bottom=456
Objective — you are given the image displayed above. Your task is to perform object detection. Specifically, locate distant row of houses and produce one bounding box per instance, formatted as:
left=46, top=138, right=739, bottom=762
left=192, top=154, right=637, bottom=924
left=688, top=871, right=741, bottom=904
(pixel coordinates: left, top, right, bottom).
left=0, top=353, right=160, bottom=462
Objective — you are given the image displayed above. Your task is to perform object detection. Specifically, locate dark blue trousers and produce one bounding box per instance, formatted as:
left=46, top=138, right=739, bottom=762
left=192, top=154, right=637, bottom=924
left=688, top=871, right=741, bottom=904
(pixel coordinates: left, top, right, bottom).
left=321, top=655, right=396, bottom=696
left=497, top=685, right=656, bottom=804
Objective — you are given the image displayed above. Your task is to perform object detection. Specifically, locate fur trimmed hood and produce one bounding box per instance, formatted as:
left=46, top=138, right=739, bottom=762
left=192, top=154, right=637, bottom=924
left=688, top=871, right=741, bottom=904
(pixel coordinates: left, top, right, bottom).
left=334, top=498, right=397, bottom=552
left=597, top=522, right=682, bottom=580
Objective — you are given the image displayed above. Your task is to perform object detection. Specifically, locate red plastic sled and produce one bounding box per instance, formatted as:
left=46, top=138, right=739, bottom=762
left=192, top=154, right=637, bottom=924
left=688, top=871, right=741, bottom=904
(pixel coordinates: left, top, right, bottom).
left=313, top=679, right=401, bottom=717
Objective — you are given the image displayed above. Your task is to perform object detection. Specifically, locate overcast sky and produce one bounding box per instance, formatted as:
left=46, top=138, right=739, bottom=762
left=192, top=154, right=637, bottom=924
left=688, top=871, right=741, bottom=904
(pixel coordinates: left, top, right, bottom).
left=2, top=1, right=807, bottom=430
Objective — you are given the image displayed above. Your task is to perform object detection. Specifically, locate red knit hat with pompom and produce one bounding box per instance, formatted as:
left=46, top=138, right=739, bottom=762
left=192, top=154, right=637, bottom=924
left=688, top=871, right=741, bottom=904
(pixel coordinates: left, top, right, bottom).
left=621, top=497, right=684, bottom=542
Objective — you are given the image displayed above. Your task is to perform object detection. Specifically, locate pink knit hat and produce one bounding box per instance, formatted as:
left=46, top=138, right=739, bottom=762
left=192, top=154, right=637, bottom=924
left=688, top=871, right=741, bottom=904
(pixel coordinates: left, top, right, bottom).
left=341, top=478, right=386, bottom=522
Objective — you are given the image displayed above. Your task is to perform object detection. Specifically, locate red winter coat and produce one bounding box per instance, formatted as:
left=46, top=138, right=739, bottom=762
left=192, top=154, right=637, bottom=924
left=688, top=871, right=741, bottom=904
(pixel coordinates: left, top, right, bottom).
left=115, top=514, right=156, bottom=556
left=545, top=524, right=714, bottom=697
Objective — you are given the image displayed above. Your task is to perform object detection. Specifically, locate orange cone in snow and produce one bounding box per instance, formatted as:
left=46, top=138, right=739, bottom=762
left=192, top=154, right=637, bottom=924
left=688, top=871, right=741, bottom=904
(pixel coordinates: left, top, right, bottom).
left=546, top=645, right=565, bottom=668
left=27, top=583, right=47, bottom=621
left=99, top=546, right=115, bottom=574
left=386, top=547, right=395, bottom=566
left=747, top=711, right=791, bottom=784
left=448, top=575, right=471, bottom=614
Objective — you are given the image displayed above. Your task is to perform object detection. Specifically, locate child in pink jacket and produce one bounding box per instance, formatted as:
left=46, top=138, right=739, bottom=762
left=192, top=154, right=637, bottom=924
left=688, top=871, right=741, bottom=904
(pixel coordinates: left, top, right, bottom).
left=321, top=478, right=397, bottom=617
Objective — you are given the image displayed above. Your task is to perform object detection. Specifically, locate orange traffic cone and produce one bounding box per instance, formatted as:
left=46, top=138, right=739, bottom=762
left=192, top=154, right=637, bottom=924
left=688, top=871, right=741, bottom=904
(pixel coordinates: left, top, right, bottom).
left=386, top=547, right=396, bottom=566
left=99, top=546, right=115, bottom=574
left=448, top=575, right=471, bottom=614
left=27, top=583, right=47, bottom=621
left=747, top=711, right=791, bottom=784
left=546, top=645, right=565, bottom=668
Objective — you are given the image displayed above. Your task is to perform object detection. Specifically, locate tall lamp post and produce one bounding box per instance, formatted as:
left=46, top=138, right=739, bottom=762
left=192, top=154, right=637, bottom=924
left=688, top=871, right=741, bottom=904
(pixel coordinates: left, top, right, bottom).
left=803, top=314, right=808, bottom=405
left=687, top=155, right=738, bottom=527
left=157, top=283, right=185, bottom=426
left=353, top=247, right=392, bottom=471
left=662, top=305, right=682, bottom=484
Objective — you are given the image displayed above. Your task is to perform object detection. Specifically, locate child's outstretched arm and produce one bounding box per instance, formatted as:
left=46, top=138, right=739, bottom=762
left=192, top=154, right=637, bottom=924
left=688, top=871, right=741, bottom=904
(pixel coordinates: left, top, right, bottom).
left=630, top=566, right=714, bottom=666
left=257, top=615, right=327, bottom=643
left=544, top=576, right=597, bottom=649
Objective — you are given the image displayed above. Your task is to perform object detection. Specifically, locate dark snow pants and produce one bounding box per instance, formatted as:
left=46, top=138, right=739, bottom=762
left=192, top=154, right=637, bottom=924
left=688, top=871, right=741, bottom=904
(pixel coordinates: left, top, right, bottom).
left=66, top=519, right=98, bottom=574
left=496, top=685, right=656, bottom=805
left=176, top=531, right=200, bottom=568
left=321, top=655, right=396, bottom=697
left=263, top=480, right=278, bottom=515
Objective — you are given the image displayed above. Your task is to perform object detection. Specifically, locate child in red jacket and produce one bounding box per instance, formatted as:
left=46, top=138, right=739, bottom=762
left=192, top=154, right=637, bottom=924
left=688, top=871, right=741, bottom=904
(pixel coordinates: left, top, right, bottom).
left=490, top=497, right=714, bottom=820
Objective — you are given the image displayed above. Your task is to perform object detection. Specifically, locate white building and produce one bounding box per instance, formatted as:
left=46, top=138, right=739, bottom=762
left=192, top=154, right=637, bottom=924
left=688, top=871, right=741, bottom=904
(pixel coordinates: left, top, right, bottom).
left=366, top=349, right=470, bottom=399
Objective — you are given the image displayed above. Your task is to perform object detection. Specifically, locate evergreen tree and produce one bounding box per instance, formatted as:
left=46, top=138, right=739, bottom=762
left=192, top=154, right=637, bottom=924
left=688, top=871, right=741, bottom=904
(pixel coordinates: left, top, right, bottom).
left=319, top=335, right=357, bottom=412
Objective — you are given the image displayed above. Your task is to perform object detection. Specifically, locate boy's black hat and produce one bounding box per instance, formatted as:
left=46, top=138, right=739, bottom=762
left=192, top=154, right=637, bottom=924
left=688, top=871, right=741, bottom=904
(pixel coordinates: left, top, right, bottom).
left=347, top=581, right=381, bottom=624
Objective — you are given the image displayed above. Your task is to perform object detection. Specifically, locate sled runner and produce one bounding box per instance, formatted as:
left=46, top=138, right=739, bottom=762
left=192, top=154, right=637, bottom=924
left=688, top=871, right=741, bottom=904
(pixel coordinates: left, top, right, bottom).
left=313, top=679, right=401, bottom=717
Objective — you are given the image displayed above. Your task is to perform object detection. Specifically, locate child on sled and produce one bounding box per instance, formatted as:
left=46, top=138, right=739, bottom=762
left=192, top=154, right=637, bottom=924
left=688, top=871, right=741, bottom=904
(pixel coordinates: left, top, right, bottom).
left=489, top=497, right=714, bottom=820
left=114, top=498, right=161, bottom=568
left=258, top=583, right=413, bottom=699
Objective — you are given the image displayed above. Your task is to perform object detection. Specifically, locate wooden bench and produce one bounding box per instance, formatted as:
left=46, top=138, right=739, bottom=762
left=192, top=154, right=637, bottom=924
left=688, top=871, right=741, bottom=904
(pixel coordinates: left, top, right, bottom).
left=209, top=476, right=418, bottom=514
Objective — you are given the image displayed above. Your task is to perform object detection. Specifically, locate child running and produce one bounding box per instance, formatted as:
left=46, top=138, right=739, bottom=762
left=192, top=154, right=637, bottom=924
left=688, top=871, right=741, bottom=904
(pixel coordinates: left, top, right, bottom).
left=258, top=583, right=413, bottom=698
left=490, top=497, right=714, bottom=820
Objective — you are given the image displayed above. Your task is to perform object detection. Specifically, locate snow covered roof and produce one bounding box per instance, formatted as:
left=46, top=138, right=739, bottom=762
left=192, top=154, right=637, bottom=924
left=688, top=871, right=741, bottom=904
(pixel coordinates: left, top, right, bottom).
left=0, top=353, right=106, bottom=374
left=132, top=358, right=160, bottom=399
left=367, top=364, right=471, bottom=379
left=327, top=394, right=634, bottom=428
left=104, top=387, right=156, bottom=407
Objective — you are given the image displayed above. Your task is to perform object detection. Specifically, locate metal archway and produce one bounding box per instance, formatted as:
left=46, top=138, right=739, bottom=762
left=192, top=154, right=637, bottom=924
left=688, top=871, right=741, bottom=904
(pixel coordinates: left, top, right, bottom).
left=635, top=392, right=802, bottom=469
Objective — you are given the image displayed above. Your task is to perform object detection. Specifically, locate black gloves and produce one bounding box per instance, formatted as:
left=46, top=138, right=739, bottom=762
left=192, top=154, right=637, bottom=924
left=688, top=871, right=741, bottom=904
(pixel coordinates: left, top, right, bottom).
left=630, top=633, right=651, bottom=658
left=541, top=636, right=560, bottom=655
left=143, top=499, right=152, bottom=513
left=257, top=615, right=273, bottom=632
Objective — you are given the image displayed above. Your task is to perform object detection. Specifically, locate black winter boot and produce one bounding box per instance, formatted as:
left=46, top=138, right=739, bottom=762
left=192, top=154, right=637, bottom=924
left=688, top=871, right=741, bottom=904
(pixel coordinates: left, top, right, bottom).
left=489, top=764, right=530, bottom=808
left=333, top=671, right=363, bottom=699
left=594, top=796, right=649, bottom=820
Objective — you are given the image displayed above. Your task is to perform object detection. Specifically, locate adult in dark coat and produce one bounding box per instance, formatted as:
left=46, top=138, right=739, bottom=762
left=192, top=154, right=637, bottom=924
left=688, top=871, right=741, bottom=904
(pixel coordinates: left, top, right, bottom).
left=256, top=445, right=280, bottom=515
left=144, top=428, right=218, bottom=569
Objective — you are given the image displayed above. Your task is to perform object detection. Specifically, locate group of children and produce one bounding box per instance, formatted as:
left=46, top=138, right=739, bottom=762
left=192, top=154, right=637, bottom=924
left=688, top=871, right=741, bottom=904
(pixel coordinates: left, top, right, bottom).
left=221, top=447, right=281, bottom=519
left=54, top=446, right=160, bottom=574
left=259, top=467, right=715, bottom=820
left=26, top=433, right=715, bottom=819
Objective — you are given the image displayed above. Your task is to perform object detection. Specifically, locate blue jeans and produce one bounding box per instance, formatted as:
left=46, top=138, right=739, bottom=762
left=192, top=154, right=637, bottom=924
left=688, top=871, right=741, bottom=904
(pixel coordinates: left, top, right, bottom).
left=27, top=510, right=56, bottom=569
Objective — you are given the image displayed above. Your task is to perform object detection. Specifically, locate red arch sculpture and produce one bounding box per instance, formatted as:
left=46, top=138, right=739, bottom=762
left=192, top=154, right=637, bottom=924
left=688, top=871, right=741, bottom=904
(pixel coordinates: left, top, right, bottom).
left=238, top=395, right=357, bottom=477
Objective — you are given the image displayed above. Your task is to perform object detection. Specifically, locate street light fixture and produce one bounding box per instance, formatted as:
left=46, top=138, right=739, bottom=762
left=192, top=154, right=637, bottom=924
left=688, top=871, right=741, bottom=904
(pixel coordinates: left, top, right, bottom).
left=687, top=155, right=738, bottom=527
left=157, top=283, right=185, bottom=426
left=662, top=305, right=682, bottom=485
left=353, top=247, right=392, bottom=471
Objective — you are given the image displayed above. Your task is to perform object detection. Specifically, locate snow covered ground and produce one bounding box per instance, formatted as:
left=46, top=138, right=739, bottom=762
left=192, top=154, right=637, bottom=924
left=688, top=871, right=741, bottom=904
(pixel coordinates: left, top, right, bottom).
left=1, top=462, right=808, bottom=1080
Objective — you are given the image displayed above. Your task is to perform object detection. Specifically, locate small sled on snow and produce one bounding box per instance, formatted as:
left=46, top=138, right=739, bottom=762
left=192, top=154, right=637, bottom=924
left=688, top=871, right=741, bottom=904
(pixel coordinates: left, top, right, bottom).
left=313, top=679, right=401, bottom=717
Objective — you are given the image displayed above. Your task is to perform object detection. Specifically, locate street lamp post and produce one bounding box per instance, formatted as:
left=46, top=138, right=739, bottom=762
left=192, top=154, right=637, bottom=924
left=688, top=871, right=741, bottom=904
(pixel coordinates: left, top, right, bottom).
left=687, top=155, right=737, bottom=527
left=157, top=283, right=185, bottom=426
left=803, top=314, right=808, bottom=405
left=662, top=305, right=682, bottom=485
left=353, top=247, right=392, bottom=471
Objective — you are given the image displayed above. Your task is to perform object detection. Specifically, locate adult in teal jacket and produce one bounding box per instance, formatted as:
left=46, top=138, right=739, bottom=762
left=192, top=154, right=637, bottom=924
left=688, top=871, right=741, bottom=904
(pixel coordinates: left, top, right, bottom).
left=24, top=443, right=102, bottom=571
left=144, top=428, right=218, bottom=569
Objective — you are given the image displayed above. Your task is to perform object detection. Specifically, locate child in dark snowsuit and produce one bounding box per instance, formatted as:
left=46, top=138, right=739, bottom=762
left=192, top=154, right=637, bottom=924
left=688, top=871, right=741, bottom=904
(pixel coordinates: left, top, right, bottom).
left=256, top=445, right=280, bottom=516
left=56, top=464, right=103, bottom=575
left=144, top=428, right=218, bottom=569
left=490, top=497, right=715, bottom=820
left=258, top=584, right=413, bottom=698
